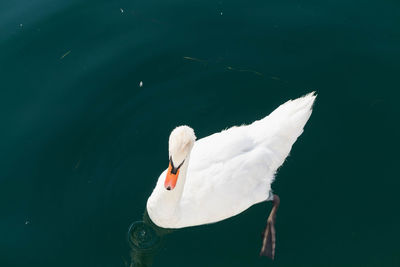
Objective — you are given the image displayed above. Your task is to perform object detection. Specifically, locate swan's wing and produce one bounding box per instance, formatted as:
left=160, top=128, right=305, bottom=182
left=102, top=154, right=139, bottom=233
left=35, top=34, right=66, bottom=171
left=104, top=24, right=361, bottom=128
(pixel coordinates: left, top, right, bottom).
left=187, top=92, right=316, bottom=188
left=179, top=92, right=316, bottom=227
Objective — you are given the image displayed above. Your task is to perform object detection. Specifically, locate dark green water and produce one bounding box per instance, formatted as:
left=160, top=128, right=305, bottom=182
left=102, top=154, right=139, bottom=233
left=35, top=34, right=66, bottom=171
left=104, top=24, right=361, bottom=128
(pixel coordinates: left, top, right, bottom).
left=1, top=0, right=399, bottom=266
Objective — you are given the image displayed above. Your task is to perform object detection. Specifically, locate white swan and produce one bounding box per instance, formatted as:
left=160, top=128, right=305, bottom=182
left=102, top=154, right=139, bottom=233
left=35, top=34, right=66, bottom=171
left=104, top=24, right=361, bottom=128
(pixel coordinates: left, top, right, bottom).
left=146, top=92, right=316, bottom=258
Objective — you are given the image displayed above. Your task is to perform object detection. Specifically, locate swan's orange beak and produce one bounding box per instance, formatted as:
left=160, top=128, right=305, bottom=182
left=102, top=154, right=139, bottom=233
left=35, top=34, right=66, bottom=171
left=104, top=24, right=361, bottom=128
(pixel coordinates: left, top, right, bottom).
left=164, top=162, right=180, bottom=191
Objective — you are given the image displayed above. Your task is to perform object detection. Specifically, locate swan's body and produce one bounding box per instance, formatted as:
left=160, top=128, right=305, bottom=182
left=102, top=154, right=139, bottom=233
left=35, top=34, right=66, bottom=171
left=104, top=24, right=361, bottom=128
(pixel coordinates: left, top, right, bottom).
left=147, top=92, right=316, bottom=229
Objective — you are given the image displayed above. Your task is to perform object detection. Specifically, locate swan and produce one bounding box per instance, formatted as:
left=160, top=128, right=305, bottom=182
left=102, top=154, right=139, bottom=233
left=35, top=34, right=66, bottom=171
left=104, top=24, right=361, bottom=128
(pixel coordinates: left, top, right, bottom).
left=146, top=92, right=316, bottom=259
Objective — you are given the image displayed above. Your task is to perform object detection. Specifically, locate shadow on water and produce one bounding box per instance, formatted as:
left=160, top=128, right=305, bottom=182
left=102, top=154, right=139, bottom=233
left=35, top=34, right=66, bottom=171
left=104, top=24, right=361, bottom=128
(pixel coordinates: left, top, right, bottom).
left=127, top=211, right=173, bottom=267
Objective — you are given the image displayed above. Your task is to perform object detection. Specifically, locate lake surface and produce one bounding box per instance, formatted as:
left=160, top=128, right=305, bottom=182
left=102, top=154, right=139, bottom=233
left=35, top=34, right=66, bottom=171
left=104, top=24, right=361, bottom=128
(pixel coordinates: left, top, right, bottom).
left=1, top=0, right=399, bottom=266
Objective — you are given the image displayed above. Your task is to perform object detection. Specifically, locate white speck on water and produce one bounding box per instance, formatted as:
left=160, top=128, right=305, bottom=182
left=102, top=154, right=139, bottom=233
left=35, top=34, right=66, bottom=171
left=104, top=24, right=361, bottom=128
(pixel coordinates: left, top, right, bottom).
left=25, top=220, right=30, bottom=225
left=120, top=8, right=124, bottom=13
left=220, top=12, right=223, bottom=16
left=19, top=24, right=23, bottom=28
left=139, top=81, right=143, bottom=87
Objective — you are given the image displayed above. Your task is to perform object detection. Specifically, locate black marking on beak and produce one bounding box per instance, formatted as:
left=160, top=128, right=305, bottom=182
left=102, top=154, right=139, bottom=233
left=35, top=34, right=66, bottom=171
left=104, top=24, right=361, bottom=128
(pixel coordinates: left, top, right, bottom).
left=169, top=156, right=185, bottom=175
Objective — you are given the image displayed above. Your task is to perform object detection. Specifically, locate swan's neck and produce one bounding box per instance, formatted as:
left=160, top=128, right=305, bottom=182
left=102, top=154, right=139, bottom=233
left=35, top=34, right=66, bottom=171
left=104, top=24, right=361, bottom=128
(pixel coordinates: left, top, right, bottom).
left=147, top=154, right=191, bottom=227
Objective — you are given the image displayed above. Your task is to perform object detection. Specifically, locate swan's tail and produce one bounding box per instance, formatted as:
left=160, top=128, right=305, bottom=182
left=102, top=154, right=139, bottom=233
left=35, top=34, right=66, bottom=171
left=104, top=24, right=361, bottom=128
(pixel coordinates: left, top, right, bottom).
left=270, top=91, right=316, bottom=137
left=252, top=92, right=317, bottom=172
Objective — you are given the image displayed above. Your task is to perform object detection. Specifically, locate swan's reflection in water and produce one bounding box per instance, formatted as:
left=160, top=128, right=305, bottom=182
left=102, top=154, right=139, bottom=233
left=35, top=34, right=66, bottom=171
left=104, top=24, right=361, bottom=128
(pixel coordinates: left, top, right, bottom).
left=127, top=211, right=173, bottom=267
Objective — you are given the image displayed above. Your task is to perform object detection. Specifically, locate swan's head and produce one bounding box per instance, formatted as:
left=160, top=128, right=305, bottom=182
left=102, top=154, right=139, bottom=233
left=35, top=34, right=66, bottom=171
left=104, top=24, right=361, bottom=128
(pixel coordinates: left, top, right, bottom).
left=164, top=125, right=196, bottom=191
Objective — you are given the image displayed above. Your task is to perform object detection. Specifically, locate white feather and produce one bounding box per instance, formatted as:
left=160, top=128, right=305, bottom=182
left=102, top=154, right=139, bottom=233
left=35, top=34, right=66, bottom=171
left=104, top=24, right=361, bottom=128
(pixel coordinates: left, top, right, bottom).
left=147, top=92, right=316, bottom=228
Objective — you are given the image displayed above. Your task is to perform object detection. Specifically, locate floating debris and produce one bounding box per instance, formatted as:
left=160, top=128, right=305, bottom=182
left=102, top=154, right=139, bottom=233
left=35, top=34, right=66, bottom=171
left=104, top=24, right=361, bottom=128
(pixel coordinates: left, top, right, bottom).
left=19, top=24, right=23, bottom=28
left=74, top=158, right=81, bottom=169
left=60, top=50, right=71, bottom=59
left=139, top=81, right=143, bottom=87
left=226, top=66, right=263, bottom=76
left=184, top=56, right=284, bottom=80
left=220, top=12, right=223, bottom=16
left=120, top=8, right=124, bottom=13
left=183, top=56, right=207, bottom=63
left=25, top=220, right=30, bottom=225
